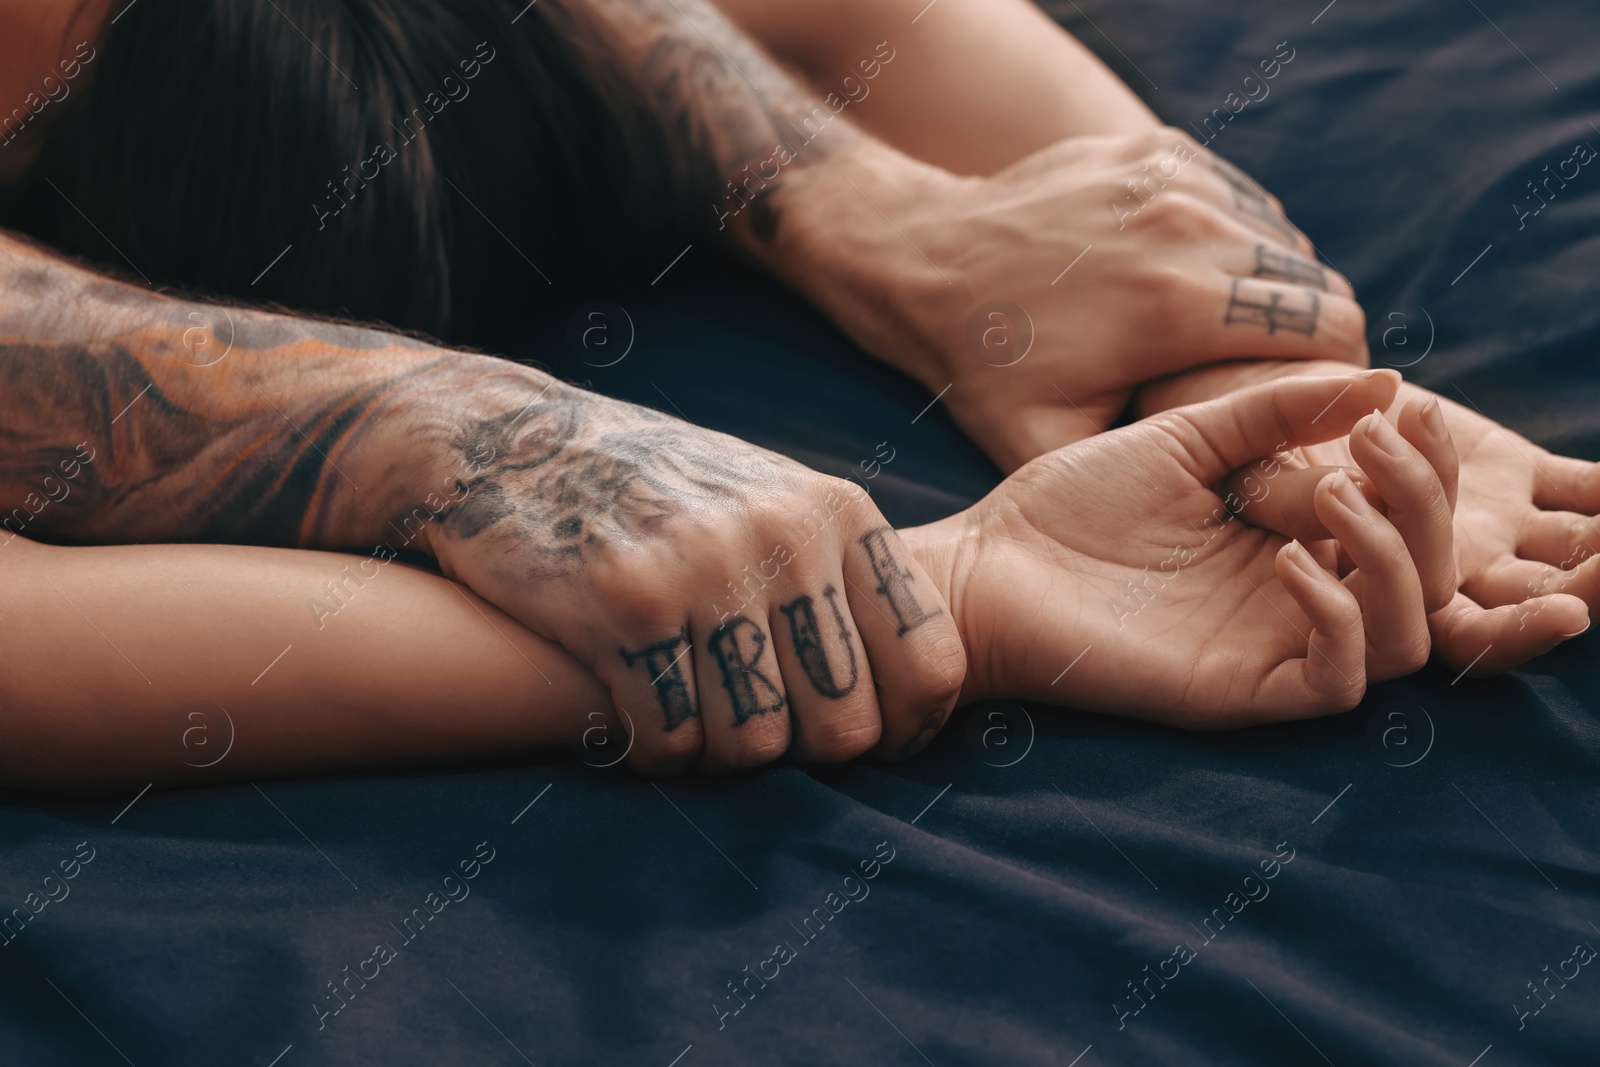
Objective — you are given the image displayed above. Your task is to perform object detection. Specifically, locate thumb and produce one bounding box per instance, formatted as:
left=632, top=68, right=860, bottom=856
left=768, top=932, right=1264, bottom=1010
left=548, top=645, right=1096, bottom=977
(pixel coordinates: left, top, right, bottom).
left=1158, top=370, right=1399, bottom=485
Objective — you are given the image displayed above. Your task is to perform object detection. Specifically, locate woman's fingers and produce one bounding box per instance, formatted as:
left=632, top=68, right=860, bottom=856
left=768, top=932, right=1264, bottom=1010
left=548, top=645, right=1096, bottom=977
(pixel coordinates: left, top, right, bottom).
left=1463, top=553, right=1600, bottom=609
left=1398, top=395, right=1459, bottom=513
left=1346, top=406, right=1457, bottom=613
left=1533, top=453, right=1600, bottom=512
left=1257, top=539, right=1366, bottom=717
left=1428, top=590, right=1590, bottom=676
left=771, top=580, right=883, bottom=765
left=1516, top=509, right=1600, bottom=569
left=1220, top=463, right=1365, bottom=542
left=1314, top=469, right=1431, bottom=680
left=842, top=525, right=966, bottom=761
left=1164, top=370, right=1400, bottom=484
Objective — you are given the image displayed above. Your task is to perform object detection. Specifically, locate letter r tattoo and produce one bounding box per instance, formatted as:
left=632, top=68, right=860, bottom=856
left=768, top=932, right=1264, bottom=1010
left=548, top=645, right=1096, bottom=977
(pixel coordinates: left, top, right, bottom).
left=709, top=617, right=786, bottom=725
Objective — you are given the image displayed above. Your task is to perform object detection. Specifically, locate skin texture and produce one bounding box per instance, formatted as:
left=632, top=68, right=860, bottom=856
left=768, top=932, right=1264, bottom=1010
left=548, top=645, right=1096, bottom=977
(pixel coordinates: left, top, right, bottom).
left=905, top=373, right=1474, bottom=725
left=1139, top=360, right=1596, bottom=676
left=0, top=0, right=108, bottom=183
left=0, top=371, right=1451, bottom=793
left=0, top=232, right=964, bottom=778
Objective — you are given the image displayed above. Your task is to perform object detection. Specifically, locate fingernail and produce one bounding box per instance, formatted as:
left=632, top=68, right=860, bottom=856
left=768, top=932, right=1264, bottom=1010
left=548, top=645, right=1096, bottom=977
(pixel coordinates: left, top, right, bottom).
left=1364, top=410, right=1405, bottom=457
left=1284, top=539, right=1321, bottom=578
left=1560, top=621, right=1591, bottom=638
left=1326, top=469, right=1372, bottom=513
left=1420, top=395, right=1447, bottom=438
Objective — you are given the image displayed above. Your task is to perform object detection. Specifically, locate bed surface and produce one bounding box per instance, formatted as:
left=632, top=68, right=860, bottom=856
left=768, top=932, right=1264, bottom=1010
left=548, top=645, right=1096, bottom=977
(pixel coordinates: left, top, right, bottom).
left=3, top=1, right=1598, bottom=1064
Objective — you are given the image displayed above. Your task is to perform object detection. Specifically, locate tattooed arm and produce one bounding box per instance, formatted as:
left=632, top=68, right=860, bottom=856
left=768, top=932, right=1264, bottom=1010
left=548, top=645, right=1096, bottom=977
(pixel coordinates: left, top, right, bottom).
left=0, top=230, right=964, bottom=773
left=576, top=0, right=1367, bottom=471
left=0, top=372, right=1475, bottom=792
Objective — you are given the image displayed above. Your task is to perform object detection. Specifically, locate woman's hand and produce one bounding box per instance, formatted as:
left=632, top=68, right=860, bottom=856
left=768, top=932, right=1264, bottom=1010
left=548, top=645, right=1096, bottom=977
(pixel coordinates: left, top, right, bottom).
left=1139, top=360, right=1595, bottom=676
left=789, top=132, right=1367, bottom=472
left=903, top=372, right=1451, bottom=726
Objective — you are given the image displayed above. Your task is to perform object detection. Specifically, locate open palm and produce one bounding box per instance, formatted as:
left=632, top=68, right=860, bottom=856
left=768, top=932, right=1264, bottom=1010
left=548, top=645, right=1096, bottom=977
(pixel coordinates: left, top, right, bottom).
left=1295, top=383, right=1593, bottom=674
left=909, top=372, right=1445, bottom=727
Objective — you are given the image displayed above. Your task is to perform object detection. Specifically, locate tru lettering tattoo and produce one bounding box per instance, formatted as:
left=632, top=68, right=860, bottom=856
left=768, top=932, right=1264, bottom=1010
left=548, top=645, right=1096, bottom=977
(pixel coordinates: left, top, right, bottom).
left=1223, top=278, right=1320, bottom=337
left=1252, top=244, right=1328, bottom=291
left=860, top=527, right=938, bottom=636
left=709, top=617, right=787, bottom=725
left=620, top=628, right=696, bottom=730
left=780, top=585, right=859, bottom=699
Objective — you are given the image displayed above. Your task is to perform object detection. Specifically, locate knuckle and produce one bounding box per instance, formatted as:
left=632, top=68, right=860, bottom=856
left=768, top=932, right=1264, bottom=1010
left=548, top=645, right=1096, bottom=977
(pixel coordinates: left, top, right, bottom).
left=630, top=724, right=704, bottom=774
left=721, top=728, right=791, bottom=770
left=804, top=712, right=882, bottom=763
left=905, top=632, right=968, bottom=708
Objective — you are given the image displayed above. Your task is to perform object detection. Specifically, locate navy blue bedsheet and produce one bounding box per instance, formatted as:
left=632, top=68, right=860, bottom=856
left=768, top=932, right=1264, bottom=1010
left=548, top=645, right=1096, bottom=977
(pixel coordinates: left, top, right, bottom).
left=3, top=2, right=1599, bottom=1064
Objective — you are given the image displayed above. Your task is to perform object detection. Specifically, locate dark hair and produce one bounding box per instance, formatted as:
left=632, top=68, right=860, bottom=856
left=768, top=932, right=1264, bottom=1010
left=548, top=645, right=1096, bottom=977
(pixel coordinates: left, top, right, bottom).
left=2, top=0, right=686, bottom=344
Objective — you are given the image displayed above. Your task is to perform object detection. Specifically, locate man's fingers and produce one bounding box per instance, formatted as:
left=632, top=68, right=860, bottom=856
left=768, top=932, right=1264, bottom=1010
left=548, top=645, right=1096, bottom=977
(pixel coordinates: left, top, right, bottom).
left=610, top=625, right=704, bottom=777
left=1209, top=277, right=1366, bottom=364
left=1161, top=370, right=1401, bottom=484
left=1220, top=233, right=1354, bottom=301
left=1313, top=470, right=1431, bottom=680
left=1428, top=591, right=1589, bottom=676
left=695, top=611, right=792, bottom=774
left=1346, top=408, right=1457, bottom=614
left=1255, top=539, right=1366, bottom=718
left=843, top=525, right=966, bottom=761
left=1516, top=509, right=1600, bottom=569
left=771, top=580, right=883, bottom=765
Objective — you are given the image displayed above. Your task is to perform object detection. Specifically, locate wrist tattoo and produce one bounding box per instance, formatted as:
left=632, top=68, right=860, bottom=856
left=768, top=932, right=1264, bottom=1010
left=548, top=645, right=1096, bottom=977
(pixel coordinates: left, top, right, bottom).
left=1252, top=244, right=1328, bottom=291
left=620, top=628, right=697, bottom=730
left=860, top=526, right=939, bottom=636
left=780, top=585, right=859, bottom=699
left=709, top=616, right=787, bottom=725
left=1223, top=278, right=1320, bottom=337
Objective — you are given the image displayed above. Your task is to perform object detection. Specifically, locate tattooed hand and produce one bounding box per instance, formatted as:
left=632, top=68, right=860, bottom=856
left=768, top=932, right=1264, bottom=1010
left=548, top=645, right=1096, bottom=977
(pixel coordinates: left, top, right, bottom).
left=0, top=231, right=961, bottom=776
left=902, top=372, right=1454, bottom=725
left=776, top=130, right=1367, bottom=472
left=416, top=367, right=965, bottom=774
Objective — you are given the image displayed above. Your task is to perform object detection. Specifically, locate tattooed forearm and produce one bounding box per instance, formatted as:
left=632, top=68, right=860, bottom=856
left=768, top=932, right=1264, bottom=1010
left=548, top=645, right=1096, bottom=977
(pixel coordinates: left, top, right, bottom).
left=0, top=231, right=598, bottom=555
left=780, top=586, right=859, bottom=698
left=578, top=0, right=863, bottom=241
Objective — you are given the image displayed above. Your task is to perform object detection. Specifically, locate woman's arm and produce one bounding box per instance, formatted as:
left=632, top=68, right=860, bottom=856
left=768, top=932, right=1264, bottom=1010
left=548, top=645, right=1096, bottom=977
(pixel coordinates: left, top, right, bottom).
left=712, top=0, right=1159, bottom=175
left=0, top=537, right=606, bottom=793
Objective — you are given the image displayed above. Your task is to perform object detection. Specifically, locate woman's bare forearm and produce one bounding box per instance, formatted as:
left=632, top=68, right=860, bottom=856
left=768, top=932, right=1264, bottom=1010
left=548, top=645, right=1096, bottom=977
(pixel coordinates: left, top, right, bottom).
left=0, top=537, right=606, bottom=792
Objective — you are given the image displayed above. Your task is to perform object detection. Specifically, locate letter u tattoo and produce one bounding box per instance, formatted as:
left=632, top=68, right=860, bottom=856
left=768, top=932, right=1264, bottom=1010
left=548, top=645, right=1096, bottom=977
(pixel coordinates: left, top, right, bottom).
left=620, top=628, right=695, bottom=730
left=709, top=617, right=786, bottom=725
left=860, top=527, right=938, bottom=635
left=780, top=586, right=858, bottom=698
